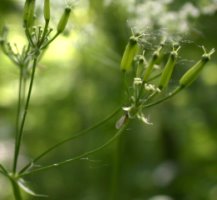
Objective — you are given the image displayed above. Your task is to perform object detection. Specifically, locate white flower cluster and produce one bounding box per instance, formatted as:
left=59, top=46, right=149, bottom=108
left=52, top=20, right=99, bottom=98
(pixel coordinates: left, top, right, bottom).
left=128, top=0, right=200, bottom=34
left=144, top=83, right=161, bottom=93
left=103, top=0, right=217, bottom=33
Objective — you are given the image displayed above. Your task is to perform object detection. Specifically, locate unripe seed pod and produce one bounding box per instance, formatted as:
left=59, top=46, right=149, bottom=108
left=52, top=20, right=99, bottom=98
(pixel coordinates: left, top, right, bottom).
left=23, top=0, right=35, bottom=28
left=44, top=0, right=50, bottom=22
left=143, top=47, right=162, bottom=82
left=159, top=47, right=180, bottom=89
left=57, top=7, right=71, bottom=33
left=120, top=36, right=138, bottom=72
left=179, top=48, right=215, bottom=87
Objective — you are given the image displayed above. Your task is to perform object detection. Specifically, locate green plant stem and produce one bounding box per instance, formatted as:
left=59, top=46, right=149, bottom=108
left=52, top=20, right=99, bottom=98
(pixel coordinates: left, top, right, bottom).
left=0, top=164, right=8, bottom=177
left=25, top=28, right=34, bottom=47
left=19, top=120, right=130, bottom=177
left=10, top=177, right=22, bottom=200
left=109, top=138, right=121, bottom=200
left=42, top=32, right=59, bottom=49
left=0, top=164, right=22, bottom=200
left=136, top=72, right=163, bottom=103
left=135, top=81, right=146, bottom=106
left=38, top=21, right=49, bottom=47
left=15, top=70, right=22, bottom=137
left=123, top=72, right=130, bottom=99
left=147, top=71, right=162, bottom=82
left=143, top=86, right=183, bottom=108
left=14, top=69, right=24, bottom=163
left=19, top=107, right=121, bottom=174
left=13, top=58, right=38, bottom=173
left=144, top=90, right=158, bottom=103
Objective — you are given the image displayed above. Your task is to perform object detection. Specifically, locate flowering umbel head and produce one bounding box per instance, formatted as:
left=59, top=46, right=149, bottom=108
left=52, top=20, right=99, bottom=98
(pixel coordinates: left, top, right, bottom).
left=117, top=33, right=214, bottom=129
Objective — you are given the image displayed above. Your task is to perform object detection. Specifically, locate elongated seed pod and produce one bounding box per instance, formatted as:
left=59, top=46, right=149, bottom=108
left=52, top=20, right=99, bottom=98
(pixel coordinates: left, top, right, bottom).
left=143, top=47, right=161, bottom=82
left=120, top=36, right=138, bottom=72
left=23, top=0, right=35, bottom=28
left=57, top=7, right=71, bottom=33
left=159, top=47, right=179, bottom=89
left=179, top=49, right=215, bottom=87
left=44, top=0, right=50, bottom=22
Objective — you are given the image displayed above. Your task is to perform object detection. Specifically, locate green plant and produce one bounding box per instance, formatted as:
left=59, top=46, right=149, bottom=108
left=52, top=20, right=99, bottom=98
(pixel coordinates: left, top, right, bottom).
left=0, top=1, right=215, bottom=199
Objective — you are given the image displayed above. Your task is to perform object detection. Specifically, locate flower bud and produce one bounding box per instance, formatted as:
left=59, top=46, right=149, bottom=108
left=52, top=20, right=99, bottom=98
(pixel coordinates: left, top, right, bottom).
left=44, top=0, right=50, bottom=22
left=179, top=48, right=215, bottom=87
left=158, top=46, right=180, bottom=89
left=57, top=7, right=71, bottom=33
left=23, top=0, right=35, bottom=28
left=143, top=46, right=162, bottom=82
left=120, top=36, right=138, bottom=72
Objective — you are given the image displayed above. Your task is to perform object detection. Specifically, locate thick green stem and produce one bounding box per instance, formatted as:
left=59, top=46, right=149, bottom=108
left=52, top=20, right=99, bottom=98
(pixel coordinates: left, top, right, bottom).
left=13, top=58, right=38, bottom=173
left=19, top=107, right=121, bottom=174
left=19, top=120, right=129, bottom=177
left=0, top=164, right=22, bottom=200
left=10, top=178, right=22, bottom=200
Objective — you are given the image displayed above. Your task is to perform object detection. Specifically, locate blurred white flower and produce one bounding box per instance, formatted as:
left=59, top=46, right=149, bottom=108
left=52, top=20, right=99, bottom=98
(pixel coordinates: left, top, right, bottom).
left=180, top=3, right=200, bottom=18
left=152, top=161, right=177, bottom=187
left=128, top=0, right=202, bottom=34
left=148, top=195, right=173, bottom=200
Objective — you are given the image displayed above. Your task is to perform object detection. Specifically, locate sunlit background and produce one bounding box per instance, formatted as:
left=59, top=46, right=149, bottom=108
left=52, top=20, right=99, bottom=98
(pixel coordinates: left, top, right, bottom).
left=0, top=0, right=217, bottom=199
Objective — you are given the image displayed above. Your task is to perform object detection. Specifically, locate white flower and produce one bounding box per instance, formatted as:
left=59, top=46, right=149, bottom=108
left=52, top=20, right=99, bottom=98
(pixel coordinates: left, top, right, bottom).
left=133, top=77, right=142, bottom=85
left=144, top=83, right=161, bottom=93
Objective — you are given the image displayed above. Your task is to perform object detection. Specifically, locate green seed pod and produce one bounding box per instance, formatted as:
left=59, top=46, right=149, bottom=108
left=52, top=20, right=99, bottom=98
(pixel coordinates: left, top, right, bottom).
left=44, top=0, right=50, bottom=22
left=143, top=47, right=162, bottom=82
left=57, top=7, right=71, bottom=33
left=179, top=48, right=215, bottom=87
left=120, top=36, right=139, bottom=72
left=158, top=47, right=180, bottom=90
left=23, top=0, right=35, bottom=28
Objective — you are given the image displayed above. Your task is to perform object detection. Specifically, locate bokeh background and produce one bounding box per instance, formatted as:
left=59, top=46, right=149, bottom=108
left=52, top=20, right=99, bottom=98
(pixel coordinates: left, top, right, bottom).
left=0, top=0, right=217, bottom=199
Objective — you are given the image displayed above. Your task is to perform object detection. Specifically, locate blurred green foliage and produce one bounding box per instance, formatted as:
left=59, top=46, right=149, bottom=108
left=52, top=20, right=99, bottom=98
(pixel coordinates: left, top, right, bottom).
left=0, top=0, right=217, bottom=200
